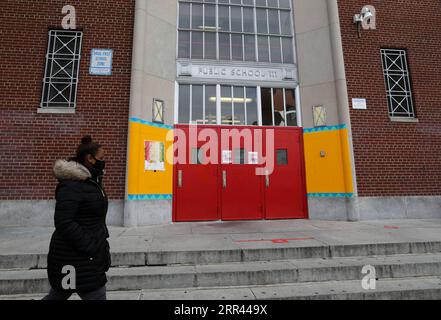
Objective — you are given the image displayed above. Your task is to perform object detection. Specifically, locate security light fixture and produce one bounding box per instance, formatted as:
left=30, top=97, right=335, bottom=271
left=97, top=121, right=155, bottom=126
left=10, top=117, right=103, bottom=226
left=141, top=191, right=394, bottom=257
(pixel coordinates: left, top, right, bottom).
left=354, top=7, right=374, bottom=38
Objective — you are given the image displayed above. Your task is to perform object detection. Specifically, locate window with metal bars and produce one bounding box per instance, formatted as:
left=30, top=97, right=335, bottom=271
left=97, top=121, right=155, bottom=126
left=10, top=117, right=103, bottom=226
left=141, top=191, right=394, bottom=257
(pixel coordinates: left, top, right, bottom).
left=40, top=30, right=83, bottom=109
left=178, top=0, right=295, bottom=64
left=380, top=48, right=415, bottom=118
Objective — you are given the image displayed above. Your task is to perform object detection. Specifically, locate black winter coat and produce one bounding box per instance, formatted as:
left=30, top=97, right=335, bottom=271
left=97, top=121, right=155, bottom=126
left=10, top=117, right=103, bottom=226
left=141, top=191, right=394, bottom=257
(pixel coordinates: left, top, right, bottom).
left=47, top=160, right=111, bottom=293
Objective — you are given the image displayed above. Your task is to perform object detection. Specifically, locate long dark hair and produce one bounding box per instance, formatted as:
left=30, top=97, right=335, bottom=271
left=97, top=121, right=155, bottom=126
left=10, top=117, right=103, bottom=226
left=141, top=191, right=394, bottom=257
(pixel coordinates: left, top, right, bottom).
left=72, top=135, right=102, bottom=165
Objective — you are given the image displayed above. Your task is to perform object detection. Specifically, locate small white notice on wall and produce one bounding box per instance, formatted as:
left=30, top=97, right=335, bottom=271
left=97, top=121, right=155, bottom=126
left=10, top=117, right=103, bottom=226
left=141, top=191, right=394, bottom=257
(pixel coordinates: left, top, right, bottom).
left=352, top=98, right=367, bottom=110
left=222, top=151, right=232, bottom=164
left=90, top=49, right=113, bottom=75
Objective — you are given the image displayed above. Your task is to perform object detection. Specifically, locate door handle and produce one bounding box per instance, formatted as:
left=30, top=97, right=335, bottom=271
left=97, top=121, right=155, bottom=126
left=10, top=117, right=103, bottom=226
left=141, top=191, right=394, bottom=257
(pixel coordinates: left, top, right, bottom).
left=222, top=170, right=227, bottom=189
left=265, top=172, right=270, bottom=188
left=178, top=170, right=183, bottom=188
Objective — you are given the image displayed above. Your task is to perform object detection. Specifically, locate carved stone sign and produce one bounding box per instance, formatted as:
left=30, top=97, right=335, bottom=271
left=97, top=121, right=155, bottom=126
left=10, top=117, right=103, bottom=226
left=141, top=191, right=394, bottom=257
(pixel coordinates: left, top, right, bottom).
left=177, top=62, right=297, bottom=83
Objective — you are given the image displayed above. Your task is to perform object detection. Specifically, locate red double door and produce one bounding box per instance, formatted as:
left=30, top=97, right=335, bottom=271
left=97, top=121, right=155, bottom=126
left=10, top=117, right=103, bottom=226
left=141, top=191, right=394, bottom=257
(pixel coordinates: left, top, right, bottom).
left=173, top=125, right=308, bottom=222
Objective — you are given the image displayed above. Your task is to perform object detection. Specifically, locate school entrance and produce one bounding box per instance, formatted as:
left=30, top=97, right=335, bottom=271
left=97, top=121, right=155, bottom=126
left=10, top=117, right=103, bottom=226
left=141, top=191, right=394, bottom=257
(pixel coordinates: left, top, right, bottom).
left=173, top=125, right=308, bottom=222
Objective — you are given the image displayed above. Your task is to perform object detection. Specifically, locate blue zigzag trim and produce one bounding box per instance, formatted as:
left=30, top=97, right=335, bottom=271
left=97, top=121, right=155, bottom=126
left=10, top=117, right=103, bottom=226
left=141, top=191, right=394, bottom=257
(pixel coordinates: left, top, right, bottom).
left=128, top=194, right=173, bottom=200
left=130, top=118, right=174, bottom=130
left=303, top=124, right=347, bottom=134
left=308, top=193, right=353, bottom=198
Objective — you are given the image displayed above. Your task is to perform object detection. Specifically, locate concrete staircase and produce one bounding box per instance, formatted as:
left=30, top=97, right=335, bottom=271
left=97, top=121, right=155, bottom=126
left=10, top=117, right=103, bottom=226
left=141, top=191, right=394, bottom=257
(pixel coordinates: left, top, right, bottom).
left=1, top=241, right=441, bottom=300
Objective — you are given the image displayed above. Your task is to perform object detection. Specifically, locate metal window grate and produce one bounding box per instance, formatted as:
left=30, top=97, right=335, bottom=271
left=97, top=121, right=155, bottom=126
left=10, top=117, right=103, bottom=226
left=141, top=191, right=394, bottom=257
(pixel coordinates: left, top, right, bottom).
left=40, top=30, right=83, bottom=109
left=381, top=49, right=415, bottom=118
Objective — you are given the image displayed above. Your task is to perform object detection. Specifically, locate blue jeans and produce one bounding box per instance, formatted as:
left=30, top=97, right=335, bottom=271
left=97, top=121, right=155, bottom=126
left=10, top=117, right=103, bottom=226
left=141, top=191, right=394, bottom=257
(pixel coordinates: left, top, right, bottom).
left=42, top=286, right=107, bottom=300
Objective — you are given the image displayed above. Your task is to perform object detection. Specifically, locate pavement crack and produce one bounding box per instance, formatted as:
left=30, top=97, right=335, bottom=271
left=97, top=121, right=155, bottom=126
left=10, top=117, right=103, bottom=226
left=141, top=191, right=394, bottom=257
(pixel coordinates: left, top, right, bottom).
left=249, top=287, right=258, bottom=300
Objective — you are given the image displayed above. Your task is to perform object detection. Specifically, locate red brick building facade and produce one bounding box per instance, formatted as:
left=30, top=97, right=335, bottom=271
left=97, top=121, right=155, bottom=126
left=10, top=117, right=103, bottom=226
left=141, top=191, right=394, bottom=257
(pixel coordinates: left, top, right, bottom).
left=0, top=0, right=439, bottom=226
left=338, top=0, right=441, bottom=197
left=0, top=0, right=134, bottom=201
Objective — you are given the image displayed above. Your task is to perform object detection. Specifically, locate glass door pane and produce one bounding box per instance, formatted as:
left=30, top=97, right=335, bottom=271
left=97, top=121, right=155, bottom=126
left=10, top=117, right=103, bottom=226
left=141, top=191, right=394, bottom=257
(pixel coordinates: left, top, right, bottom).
left=273, top=88, right=285, bottom=126
left=178, top=85, right=190, bottom=124
left=205, top=85, right=217, bottom=124
left=233, top=87, right=246, bottom=125
left=261, top=88, right=273, bottom=126
left=246, top=87, right=259, bottom=126
left=285, top=89, right=297, bottom=126
left=192, top=85, right=204, bottom=124
left=221, top=86, right=233, bottom=125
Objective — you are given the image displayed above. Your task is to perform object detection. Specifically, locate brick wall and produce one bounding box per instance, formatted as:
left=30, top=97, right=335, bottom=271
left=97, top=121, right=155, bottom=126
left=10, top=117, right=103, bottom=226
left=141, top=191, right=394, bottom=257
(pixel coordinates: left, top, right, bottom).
left=338, top=0, right=441, bottom=197
left=0, top=0, right=134, bottom=200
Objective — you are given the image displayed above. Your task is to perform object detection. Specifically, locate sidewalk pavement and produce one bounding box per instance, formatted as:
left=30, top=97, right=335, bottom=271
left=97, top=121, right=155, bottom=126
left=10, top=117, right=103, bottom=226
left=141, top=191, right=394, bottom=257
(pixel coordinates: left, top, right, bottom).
left=1, top=219, right=441, bottom=255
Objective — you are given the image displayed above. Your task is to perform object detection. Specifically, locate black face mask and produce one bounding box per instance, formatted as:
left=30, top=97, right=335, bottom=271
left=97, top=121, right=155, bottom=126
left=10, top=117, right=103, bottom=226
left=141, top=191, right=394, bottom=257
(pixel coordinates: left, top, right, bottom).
left=93, top=159, right=106, bottom=172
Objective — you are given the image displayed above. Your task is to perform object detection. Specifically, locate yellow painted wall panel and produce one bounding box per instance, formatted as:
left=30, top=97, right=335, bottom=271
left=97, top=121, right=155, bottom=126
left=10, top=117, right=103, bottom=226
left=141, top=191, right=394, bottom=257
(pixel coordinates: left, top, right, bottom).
left=303, top=128, right=353, bottom=194
left=127, top=121, right=173, bottom=196
left=340, top=129, right=355, bottom=194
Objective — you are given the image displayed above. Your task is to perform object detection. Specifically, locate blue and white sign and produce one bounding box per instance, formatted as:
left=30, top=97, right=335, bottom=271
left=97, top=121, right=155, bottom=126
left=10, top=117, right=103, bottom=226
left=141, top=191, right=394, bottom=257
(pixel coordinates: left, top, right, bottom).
left=90, top=49, right=113, bottom=75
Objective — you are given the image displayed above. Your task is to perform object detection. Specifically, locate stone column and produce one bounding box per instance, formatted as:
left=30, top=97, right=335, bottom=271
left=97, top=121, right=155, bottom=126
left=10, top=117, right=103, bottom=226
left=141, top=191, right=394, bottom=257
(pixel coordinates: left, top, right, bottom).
left=123, top=0, right=177, bottom=227
left=327, top=0, right=360, bottom=221
left=123, top=0, right=146, bottom=227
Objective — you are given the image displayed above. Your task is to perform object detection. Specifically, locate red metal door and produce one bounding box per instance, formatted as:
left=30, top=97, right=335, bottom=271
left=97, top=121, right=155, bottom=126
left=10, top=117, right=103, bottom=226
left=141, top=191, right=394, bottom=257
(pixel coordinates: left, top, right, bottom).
left=173, top=126, right=307, bottom=222
left=264, top=128, right=308, bottom=219
left=220, top=127, right=264, bottom=221
left=173, top=125, right=220, bottom=222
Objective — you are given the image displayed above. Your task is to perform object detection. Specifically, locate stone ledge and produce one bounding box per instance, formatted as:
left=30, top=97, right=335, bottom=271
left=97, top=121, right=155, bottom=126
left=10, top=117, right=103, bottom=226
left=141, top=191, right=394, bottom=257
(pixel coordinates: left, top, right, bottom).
left=37, top=108, right=76, bottom=114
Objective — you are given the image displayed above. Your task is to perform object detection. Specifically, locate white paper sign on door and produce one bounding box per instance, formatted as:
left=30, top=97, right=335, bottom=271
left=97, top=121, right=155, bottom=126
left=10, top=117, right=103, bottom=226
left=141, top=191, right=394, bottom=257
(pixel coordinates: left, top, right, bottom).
left=222, top=150, right=232, bottom=164
left=248, top=152, right=259, bottom=165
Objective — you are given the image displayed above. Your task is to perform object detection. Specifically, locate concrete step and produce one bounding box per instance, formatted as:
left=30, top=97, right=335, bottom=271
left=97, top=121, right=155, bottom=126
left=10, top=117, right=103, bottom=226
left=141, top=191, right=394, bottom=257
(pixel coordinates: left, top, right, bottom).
left=1, top=276, right=441, bottom=300
left=1, top=253, right=441, bottom=295
left=1, top=241, right=441, bottom=270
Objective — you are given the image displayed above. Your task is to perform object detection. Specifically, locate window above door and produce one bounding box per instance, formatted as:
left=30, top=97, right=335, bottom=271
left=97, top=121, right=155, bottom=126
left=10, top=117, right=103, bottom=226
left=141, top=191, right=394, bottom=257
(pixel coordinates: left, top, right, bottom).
left=177, top=83, right=300, bottom=127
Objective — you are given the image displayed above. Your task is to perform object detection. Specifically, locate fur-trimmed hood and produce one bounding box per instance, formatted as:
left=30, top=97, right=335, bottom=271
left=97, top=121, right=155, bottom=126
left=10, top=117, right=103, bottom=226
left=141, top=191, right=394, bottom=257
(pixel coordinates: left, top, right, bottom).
left=53, top=159, right=92, bottom=181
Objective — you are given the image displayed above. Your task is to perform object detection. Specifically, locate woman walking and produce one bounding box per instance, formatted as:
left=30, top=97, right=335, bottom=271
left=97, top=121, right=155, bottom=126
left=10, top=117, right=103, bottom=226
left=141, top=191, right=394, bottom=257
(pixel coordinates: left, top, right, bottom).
left=43, top=136, right=111, bottom=300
